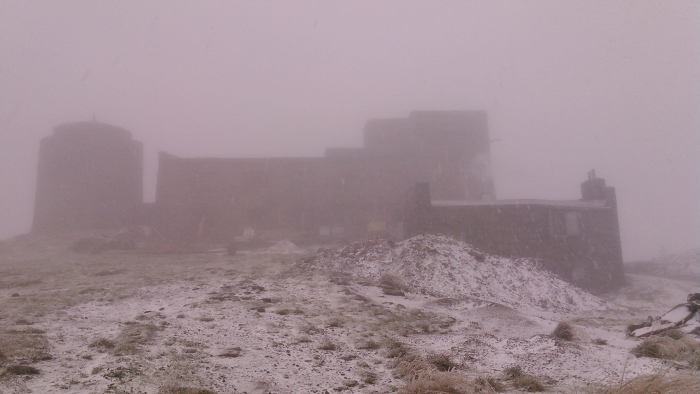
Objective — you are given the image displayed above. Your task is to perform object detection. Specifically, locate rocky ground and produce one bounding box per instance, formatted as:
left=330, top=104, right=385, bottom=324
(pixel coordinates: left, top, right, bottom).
left=0, top=233, right=698, bottom=393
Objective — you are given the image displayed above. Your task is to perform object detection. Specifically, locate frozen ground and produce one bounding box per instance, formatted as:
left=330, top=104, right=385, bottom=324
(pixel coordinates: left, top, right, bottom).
left=0, top=234, right=698, bottom=393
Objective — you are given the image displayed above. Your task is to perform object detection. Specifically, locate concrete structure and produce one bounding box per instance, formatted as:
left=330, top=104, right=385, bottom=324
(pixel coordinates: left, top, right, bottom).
left=405, top=172, right=624, bottom=292
left=154, top=111, right=495, bottom=241
left=32, top=122, right=143, bottom=232
left=31, top=112, right=625, bottom=291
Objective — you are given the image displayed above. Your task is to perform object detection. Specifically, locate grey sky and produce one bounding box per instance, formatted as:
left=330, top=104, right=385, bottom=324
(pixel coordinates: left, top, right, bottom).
left=1, top=1, right=698, bottom=260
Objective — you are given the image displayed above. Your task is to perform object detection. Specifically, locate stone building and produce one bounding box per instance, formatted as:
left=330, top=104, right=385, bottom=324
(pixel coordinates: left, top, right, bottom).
left=30, top=111, right=625, bottom=291
left=32, top=121, right=143, bottom=232
left=153, top=111, right=495, bottom=241
left=405, top=173, right=624, bottom=291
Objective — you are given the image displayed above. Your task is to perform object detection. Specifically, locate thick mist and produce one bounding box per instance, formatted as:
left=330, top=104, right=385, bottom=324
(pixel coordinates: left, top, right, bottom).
left=1, top=1, right=698, bottom=261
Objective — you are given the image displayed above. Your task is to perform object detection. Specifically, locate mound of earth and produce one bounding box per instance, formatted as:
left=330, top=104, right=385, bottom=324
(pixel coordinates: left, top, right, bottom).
left=264, top=240, right=307, bottom=254
left=300, top=234, right=606, bottom=313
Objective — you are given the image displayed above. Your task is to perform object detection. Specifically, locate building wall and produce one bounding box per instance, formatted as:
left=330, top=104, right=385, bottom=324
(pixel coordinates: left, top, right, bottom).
left=154, top=151, right=424, bottom=241
left=363, top=111, right=496, bottom=201
left=405, top=178, right=625, bottom=292
left=32, top=122, right=143, bottom=232
left=154, top=153, right=326, bottom=241
left=154, top=111, right=494, bottom=242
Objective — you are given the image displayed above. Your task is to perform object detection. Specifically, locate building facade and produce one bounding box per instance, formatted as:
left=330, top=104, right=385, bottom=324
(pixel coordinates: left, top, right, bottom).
left=405, top=174, right=624, bottom=292
left=31, top=112, right=625, bottom=291
left=153, top=111, right=495, bottom=241
left=32, top=122, right=143, bottom=232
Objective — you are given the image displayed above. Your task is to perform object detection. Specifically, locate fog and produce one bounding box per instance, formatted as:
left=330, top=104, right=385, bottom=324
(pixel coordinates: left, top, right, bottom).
left=0, top=1, right=698, bottom=261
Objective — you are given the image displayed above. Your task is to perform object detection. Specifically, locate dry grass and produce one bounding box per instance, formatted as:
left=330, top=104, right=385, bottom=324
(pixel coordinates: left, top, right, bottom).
left=298, top=321, right=321, bottom=335
left=399, top=369, right=488, bottom=394
left=379, top=273, right=408, bottom=296
left=89, top=338, right=116, bottom=351
left=659, top=329, right=686, bottom=340
left=157, top=386, right=217, bottom=394
left=504, top=365, right=522, bottom=379
left=594, top=372, right=700, bottom=394
left=326, top=316, right=344, bottom=328
left=318, top=339, right=337, bottom=351
left=383, top=338, right=410, bottom=359
left=0, top=278, right=42, bottom=290
left=359, top=370, right=378, bottom=384
left=356, top=339, right=381, bottom=350
left=426, top=352, right=458, bottom=372
left=88, top=322, right=161, bottom=356
left=0, top=328, right=51, bottom=362
left=474, top=376, right=504, bottom=392
left=552, top=321, right=575, bottom=341
left=4, top=364, right=40, bottom=376
left=393, top=355, right=434, bottom=380
left=513, top=375, right=545, bottom=392
left=631, top=335, right=699, bottom=365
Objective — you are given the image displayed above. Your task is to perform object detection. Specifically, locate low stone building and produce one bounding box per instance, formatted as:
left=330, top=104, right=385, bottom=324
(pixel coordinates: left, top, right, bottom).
left=405, top=173, right=624, bottom=292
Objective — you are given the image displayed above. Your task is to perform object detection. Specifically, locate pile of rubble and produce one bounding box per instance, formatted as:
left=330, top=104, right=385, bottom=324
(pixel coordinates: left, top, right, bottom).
left=300, top=234, right=606, bottom=313
left=629, top=293, right=700, bottom=338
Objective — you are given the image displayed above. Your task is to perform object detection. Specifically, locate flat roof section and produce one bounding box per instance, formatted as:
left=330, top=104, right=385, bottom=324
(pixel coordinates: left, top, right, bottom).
left=432, top=199, right=608, bottom=209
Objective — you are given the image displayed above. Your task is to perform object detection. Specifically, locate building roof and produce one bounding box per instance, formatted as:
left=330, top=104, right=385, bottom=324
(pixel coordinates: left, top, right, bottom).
left=432, top=199, right=608, bottom=209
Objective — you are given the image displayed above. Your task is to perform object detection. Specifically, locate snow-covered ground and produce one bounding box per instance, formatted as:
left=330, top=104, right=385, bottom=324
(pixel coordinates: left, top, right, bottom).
left=0, top=234, right=698, bottom=393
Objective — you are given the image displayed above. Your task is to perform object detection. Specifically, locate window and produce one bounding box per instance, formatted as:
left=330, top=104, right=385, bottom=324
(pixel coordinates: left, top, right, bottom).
left=550, top=211, right=580, bottom=237
left=564, top=212, right=579, bottom=236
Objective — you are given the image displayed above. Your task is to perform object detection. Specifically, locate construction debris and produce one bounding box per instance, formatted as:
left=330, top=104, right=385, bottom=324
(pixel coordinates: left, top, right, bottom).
left=630, top=293, right=700, bottom=338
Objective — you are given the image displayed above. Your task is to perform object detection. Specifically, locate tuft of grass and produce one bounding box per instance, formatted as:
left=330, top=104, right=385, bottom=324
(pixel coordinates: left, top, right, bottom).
left=594, top=372, right=700, bottom=394
left=383, top=338, right=410, bottom=359
left=592, top=338, right=608, bottom=346
left=504, top=365, right=522, bottom=379
left=552, top=321, right=574, bottom=341
left=326, top=317, right=344, bottom=328
left=513, top=375, right=545, bottom=392
left=356, top=339, right=381, bottom=350
left=359, top=370, right=378, bottom=384
left=392, top=354, right=433, bottom=380
left=474, top=376, right=504, bottom=392
left=5, top=364, right=40, bottom=375
left=379, top=274, right=408, bottom=296
left=218, top=347, right=241, bottom=358
left=158, top=386, right=217, bottom=394
left=658, top=329, right=685, bottom=340
left=426, top=352, right=457, bottom=372
left=398, top=369, right=480, bottom=394
left=0, top=328, right=51, bottom=362
left=89, top=338, right=116, bottom=350
left=298, top=322, right=321, bottom=335
left=318, top=340, right=337, bottom=351
left=631, top=335, right=698, bottom=363
left=91, top=322, right=161, bottom=356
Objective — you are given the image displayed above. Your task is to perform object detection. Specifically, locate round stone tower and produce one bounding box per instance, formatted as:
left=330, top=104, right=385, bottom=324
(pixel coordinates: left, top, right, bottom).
left=32, top=121, right=143, bottom=233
